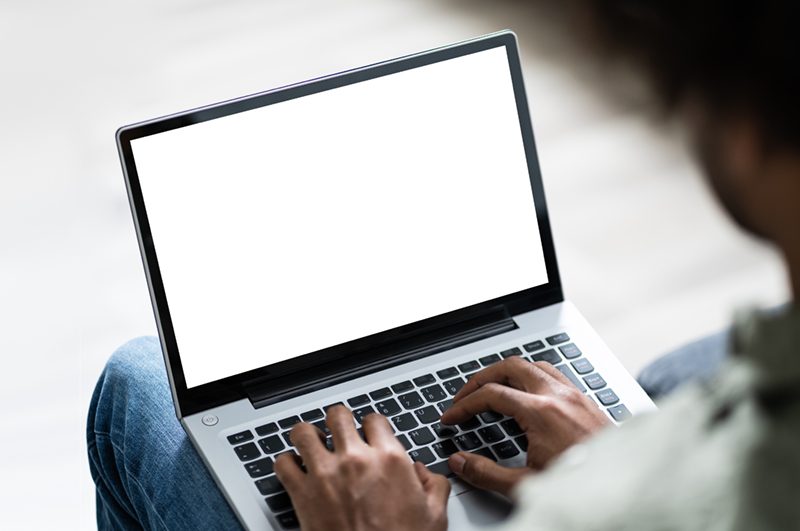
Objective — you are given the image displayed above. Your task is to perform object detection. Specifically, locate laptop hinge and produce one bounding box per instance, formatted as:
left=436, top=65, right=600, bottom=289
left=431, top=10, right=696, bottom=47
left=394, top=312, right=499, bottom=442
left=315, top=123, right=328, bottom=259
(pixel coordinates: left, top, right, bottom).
left=244, top=307, right=517, bottom=409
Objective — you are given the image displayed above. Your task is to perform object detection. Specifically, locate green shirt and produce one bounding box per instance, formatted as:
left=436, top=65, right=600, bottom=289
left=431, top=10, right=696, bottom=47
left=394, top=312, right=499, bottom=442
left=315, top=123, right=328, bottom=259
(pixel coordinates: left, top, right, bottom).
left=500, top=307, right=800, bottom=530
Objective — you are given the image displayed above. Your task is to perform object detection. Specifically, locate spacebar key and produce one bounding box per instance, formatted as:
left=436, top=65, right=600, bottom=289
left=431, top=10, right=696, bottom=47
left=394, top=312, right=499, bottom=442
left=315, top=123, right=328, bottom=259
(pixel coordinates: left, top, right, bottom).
left=555, top=364, right=587, bottom=393
left=427, top=460, right=456, bottom=478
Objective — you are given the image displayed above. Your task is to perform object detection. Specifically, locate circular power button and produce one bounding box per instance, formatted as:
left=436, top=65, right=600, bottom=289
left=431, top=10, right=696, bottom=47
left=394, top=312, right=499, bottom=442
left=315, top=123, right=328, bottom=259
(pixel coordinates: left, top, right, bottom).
left=202, top=414, right=219, bottom=426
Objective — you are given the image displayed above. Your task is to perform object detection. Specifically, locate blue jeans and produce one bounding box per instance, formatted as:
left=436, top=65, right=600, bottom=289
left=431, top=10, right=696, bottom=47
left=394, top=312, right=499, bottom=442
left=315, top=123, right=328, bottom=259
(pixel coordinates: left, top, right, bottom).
left=86, top=337, right=243, bottom=530
left=636, top=330, right=729, bottom=399
left=87, top=334, right=728, bottom=529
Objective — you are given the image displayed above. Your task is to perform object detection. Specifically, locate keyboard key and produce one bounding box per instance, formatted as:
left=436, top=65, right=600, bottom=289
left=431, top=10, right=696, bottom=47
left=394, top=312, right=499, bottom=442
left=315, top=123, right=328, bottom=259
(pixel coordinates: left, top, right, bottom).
left=413, top=374, right=437, bottom=387
left=500, top=419, right=524, bottom=436
left=492, top=440, right=520, bottom=459
left=555, top=364, right=587, bottom=392
left=421, top=384, right=447, bottom=403
left=471, top=446, right=497, bottom=462
left=409, top=447, right=436, bottom=465
left=608, top=404, right=632, bottom=422
left=323, top=402, right=344, bottom=412
left=276, top=510, right=300, bottom=529
left=478, top=410, right=503, bottom=424
left=458, top=360, right=481, bottom=373
left=433, top=439, right=459, bottom=458
left=282, top=432, right=294, bottom=447
left=266, top=492, right=293, bottom=512
left=311, top=420, right=330, bottom=437
left=300, top=409, right=324, bottom=422
left=478, top=425, right=504, bottom=443
left=571, top=358, right=594, bottom=375
left=375, top=398, right=401, bottom=416
left=500, top=347, right=523, bottom=358
left=436, top=367, right=460, bottom=379
left=399, top=391, right=424, bottom=410
left=258, top=435, right=286, bottom=454
left=583, top=373, right=607, bottom=390
left=353, top=405, right=376, bottom=424
left=255, top=475, right=284, bottom=495
left=596, top=388, right=620, bottom=406
left=431, top=422, right=457, bottom=438
left=396, top=433, right=412, bottom=450
left=391, top=381, right=414, bottom=393
left=531, top=349, right=561, bottom=364
left=479, top=353, right=502, bottom=366
left=455, top=431, right=482, bottom=450
left=458, top=417, right=481, bottom=430
left=347, top=394, right=370, bottom=407
left=409, top=427, right=435, bottom=446
left=523, top=340, right=545, bottom=352
left=326, top=437, right=335, bottom=451
left=255, top=422, right=279, bottom=437
left=515, top=435, right=528, bottom=452
left=234, top=442, right=261, bottom=462
left=227, top=430, right=254, bottom=445
left=437, top=399, right=454, bottom=414
left=546, top=333, right=570, bottom=345
left=427, top=460, right=456, bottom=478
left=414, top=406, right=441, bottom=424
left=443, top=377, right=465, bottom=396
left=392, top=413, right=419, bottom=432
left=278, top=416, right=301, bottom=430
left=369, top=387, right=392, bottom=400
left=245, top=457, right=274, bottom=478
left=559, top=343, right=581, bottom=359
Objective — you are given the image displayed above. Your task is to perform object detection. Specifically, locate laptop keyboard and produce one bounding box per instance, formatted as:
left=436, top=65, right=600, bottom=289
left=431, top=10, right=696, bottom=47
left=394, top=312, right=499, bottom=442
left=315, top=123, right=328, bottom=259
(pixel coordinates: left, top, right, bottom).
left=226, top=332, right=633, bottom=529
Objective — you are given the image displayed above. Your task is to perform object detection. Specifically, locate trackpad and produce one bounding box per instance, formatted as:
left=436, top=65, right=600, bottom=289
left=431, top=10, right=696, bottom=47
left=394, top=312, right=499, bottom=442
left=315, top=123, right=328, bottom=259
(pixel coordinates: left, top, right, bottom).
left=448, top=486, right=513, bottom=528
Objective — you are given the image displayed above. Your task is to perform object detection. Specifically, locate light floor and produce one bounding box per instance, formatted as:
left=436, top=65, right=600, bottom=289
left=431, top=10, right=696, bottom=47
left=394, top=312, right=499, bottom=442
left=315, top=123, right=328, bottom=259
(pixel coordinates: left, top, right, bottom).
left=0, top=0, right=789, bottom=529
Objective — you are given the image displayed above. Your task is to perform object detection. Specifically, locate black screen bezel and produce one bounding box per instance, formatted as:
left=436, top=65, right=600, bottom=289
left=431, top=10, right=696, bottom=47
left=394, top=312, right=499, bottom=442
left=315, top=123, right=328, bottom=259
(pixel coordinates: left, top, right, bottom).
left=117, top=31, right=563, bottom=417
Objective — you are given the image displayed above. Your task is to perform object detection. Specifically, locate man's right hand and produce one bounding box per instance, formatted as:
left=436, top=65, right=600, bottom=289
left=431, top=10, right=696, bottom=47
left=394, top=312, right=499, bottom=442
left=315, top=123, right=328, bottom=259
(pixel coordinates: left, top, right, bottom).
left=440, top=356, right=610, bottom=497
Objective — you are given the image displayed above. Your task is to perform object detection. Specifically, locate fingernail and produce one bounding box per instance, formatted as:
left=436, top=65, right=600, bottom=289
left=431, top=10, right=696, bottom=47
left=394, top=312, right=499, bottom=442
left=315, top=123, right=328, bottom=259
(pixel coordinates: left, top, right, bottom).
left=449, top=453, right=466, bottom=475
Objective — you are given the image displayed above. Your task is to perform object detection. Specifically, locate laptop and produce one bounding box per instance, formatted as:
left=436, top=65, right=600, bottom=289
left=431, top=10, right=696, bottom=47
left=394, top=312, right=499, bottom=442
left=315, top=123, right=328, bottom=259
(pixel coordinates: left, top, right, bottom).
left=116, top=30, right=657, bottom=530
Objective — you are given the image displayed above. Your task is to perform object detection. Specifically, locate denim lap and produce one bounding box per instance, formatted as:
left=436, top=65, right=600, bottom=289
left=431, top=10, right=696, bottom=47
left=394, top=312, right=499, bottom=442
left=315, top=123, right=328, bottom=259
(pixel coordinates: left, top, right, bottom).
left=86, top=336, right=243, bottom=531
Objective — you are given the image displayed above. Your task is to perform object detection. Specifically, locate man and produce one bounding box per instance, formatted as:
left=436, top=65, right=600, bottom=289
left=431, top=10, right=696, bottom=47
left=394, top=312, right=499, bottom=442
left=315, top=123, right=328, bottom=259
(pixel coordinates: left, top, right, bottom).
left=88, top=0, right=800, bottom=529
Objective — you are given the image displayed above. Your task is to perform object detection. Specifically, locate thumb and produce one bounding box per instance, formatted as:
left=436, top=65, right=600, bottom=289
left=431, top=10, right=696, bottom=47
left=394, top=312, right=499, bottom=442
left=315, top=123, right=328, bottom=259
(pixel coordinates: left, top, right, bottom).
left=413, top=462, right=451, bottom=522
left=448, top=452, right=530, bottom=498
left=414, top=461, right=451, bottom=505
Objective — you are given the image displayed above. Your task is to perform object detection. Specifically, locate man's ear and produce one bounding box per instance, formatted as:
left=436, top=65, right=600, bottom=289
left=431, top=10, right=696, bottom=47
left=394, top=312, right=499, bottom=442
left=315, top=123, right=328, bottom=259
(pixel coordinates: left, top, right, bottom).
left=682, top=94, right=774, bottom=238
left=725, top=112, right=765, bottom=186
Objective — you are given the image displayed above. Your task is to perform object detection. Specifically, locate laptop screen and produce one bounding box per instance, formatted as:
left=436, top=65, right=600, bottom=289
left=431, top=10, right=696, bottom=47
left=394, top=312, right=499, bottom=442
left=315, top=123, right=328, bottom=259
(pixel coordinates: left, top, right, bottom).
left=128, top=43, right=549, bottom=390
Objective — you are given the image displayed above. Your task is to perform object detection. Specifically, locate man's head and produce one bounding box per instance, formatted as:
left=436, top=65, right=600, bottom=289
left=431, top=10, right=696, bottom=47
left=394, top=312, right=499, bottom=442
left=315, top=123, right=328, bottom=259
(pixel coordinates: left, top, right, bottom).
left=581, top=0, right=800, bottom=294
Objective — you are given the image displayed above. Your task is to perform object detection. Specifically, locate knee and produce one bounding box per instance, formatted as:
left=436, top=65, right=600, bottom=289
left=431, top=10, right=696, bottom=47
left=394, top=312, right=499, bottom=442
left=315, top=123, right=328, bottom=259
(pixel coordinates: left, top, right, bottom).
left=103, top=336, right=165, bottom=386
left=88, top=337, right=166, bottom=431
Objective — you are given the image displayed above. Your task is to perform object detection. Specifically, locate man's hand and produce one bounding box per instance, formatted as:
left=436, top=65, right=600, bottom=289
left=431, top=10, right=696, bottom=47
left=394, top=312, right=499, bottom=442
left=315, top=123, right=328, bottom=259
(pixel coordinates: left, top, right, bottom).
left=441, top=357, right=610, bottom=496
left=274, top=406, right=450, bottom=531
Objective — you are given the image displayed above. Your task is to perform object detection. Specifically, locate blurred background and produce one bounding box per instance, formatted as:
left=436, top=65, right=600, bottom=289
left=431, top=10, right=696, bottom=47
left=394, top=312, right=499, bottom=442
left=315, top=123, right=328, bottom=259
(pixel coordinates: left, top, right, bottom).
left=1, top=0, right=789, bottom=528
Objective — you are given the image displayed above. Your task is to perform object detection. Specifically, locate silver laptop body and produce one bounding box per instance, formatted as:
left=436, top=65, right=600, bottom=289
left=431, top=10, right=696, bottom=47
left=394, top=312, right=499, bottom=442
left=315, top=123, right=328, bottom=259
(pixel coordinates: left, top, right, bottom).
left=117, top=31, right=657, bottom=530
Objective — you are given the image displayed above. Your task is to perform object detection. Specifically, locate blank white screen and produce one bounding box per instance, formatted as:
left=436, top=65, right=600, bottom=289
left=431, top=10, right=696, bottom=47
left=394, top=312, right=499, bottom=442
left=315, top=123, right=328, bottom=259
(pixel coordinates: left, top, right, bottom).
left=132, top=46, right=548, bottom=388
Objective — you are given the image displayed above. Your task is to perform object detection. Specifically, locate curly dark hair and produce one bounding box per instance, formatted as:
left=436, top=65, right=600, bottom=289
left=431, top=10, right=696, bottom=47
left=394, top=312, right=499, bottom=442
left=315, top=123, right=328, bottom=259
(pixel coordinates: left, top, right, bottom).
left=585, top=0, right=800, bottom=148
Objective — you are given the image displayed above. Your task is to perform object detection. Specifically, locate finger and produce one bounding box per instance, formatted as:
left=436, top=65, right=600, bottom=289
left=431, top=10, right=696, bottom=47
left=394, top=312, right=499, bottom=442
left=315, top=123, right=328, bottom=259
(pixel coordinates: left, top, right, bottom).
left=413, top=462, right=451, bottom=511
left=274, top=451, right=306, bottom=493
left=448, top=358, right=553, bottom=410
left=442, top=382, right=534, bottom=425
left=360, top=413, right=401, bottom=450
left=289, top=422, right=329, bottom=470
left=414, top=461, right=451, bottom=499
left=325, top=405, right=362, bottom=451
left=531, top=360, right=577, bottom=388
left=448, top=452, right=530, bottom=498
